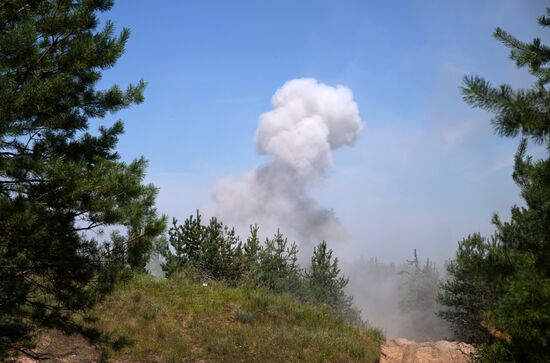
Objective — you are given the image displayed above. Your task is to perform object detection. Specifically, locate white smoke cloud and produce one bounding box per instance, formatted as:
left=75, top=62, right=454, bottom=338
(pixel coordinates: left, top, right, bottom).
left=205, top=78, right=363, bottom=244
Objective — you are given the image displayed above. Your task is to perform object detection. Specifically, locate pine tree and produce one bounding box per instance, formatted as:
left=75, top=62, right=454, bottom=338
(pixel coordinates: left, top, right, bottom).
left=256, top=230, right=301, bottom=293
left=305, top=241, right=351, bottom=312
left=437, top=235, right=498, bottom=344
left=199, top=217, right=242, bottom=282
left=439, top=8, right=550, bottom=362
left=161, top=212, right=205, bottom=277
left=161, top=211, right=243, bottom=282
left=0, top=0, right=165, bottom=357
left=243, top=224, right=261, bottom=277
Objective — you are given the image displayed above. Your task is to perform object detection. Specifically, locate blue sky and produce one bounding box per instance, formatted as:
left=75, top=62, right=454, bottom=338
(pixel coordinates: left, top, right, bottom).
left=98, top=0, right=547, bottom=263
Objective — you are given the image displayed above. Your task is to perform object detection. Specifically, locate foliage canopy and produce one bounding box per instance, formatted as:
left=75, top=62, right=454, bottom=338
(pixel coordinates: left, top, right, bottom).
left=439, top=8, right=550, bottom=363
left=0, top=0, right=165, bottom=356
left=160, top=211, right=358, bottom=322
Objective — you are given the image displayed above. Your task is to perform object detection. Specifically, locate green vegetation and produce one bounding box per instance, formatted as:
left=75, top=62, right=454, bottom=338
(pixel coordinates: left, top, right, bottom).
left=161, top=212, right=361, bottom=322
left=306, top=241, right=352, bottom=314
left=0, top=0, right=165, bottom=357
left=0, top=3, right=378, bottom=359
left=11, top=0, right=550, bottom=362
left=161, top=212, right=243, bottom=282
left=438, top=234, right=496, bottom=345
left=91, top=272, right=383, bottom=362
left=252, top=229, right=302, bottom=295
left=438, top=8, right=550, bottom=363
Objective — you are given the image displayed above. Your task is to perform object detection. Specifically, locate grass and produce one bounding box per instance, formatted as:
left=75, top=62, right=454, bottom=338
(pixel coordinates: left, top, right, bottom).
left=89, top=272, right=384, bottom=362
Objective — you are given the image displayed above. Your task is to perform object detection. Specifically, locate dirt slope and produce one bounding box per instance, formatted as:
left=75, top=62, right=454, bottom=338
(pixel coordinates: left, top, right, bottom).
left=381, top=338, right=475, bottom=363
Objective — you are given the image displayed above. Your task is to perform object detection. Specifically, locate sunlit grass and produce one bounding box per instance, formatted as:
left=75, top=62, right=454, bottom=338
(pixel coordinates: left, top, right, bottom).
left=92, top=272, right=384, bottom=362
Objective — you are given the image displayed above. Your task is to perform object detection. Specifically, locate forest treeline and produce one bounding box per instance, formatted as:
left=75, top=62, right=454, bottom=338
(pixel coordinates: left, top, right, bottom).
left=159, top=211, right=360, bottom=322
left=1, top=1, right=549, bottom=362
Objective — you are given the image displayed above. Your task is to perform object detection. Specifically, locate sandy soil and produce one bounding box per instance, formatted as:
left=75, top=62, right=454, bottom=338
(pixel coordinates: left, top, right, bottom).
left=380, top=338, right=475, bottom=363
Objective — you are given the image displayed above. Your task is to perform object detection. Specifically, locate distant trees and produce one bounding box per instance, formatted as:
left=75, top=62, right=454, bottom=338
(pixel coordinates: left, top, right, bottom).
left=160, top=211, right=356, bottom=319
left=398, top=250, right=448, bottom=341
left=438, top=8, right=550, bottom=362
left=0, top=0, right=165, bottom=357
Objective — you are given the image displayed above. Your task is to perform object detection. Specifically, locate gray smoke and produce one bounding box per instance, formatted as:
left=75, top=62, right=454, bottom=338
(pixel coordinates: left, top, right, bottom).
left=206, top=78, right=363, bottom=244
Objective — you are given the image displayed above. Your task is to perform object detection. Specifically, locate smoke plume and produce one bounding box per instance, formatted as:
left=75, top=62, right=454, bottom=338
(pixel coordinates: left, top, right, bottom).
left=206, top=78, right=363, bottom=244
